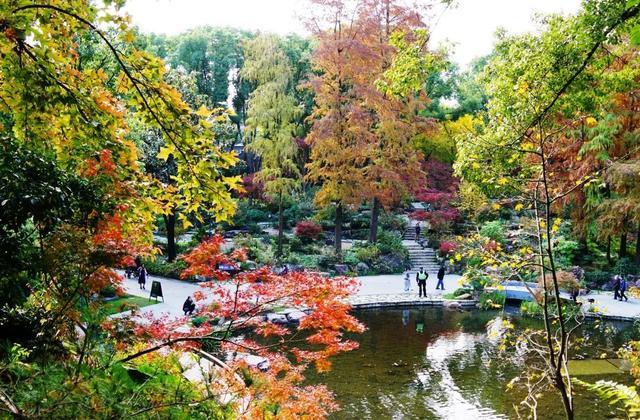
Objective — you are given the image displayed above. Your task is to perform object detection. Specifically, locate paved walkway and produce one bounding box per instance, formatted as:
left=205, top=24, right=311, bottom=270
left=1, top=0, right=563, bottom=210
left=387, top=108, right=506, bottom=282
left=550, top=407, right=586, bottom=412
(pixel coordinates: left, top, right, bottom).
left=117, top=270, right=640, bottom=321
left=118, top=270, right=463, bottom=319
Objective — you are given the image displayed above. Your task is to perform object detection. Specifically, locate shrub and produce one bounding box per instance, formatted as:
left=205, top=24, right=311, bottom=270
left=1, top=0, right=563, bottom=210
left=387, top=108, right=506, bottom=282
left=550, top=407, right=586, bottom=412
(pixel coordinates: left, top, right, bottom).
left=479, top=290, right=506, bottom=310
left=143, top=257, right=187, bottom=279
left=379, top=213, right=407, bottom=232
left=411, top=210, right=428, bottom=221
left=377, top=231, right=406, bottom=255
left=614, top=258, right=639, bottom=276
left=520, top=300, right=543, bottom=317
left=350, top=213, right=370, bottom=230
left=438, top=241, right=458, bottom=257
left=479, top=221, right=505, bottom=243
left=99, top=285, right=117, bottom=298
left=354, top=245, right=380, bottom=264
left=294, top=220, right=323, bottom=242
left=553, top=237, right=579, bottom=269
left=283, top=198, right=315, bottom=228
left=233, top=235, right=275, bottom=265
left=584, top=271, right=612, bottom=288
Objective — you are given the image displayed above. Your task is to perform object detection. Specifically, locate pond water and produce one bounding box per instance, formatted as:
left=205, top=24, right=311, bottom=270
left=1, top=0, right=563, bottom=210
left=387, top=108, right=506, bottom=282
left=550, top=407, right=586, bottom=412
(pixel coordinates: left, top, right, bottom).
left=307, top=307, right=639, bottom=419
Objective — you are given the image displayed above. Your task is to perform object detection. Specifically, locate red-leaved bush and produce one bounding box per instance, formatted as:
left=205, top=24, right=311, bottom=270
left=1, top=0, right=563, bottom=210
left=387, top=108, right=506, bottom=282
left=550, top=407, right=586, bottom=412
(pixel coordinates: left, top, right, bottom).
left=438, top=241, right=458, bottom=257
left=295, top=220, right=323, bottom=241
left=411, top=210, right=429, bottom=221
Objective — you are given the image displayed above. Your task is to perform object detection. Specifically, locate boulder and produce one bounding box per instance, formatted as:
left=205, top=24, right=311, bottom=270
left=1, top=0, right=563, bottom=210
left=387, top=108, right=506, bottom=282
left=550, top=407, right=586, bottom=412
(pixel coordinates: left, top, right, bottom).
left=334, top=264, right=349, bottom=275
left=356, top=262, right=370, bottom=274
left=266, top=313, right=288, bottom=324
left=455, top=293, right=472, bottom=300
left=444, top=301, right=460, bottom=309
left=286, top=310, right=307, bottom=323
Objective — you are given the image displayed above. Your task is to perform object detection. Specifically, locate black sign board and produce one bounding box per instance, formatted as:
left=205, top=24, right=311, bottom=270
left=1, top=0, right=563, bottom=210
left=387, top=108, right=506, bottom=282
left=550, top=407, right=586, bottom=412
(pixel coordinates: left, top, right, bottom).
left=149, top=280, right=164, bottom=302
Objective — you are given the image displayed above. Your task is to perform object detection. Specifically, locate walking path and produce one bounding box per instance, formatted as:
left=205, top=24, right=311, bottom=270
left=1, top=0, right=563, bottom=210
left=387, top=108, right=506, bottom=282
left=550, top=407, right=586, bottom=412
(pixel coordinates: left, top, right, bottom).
left=118, top=269, right=640, bottom=322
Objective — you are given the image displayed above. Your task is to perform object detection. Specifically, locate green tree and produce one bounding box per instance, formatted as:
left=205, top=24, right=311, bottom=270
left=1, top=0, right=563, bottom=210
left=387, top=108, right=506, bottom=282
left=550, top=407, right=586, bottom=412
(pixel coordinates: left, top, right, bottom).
left=241, top=35, right=302, bottom=257
left=454, top=2, right=640, bottom=418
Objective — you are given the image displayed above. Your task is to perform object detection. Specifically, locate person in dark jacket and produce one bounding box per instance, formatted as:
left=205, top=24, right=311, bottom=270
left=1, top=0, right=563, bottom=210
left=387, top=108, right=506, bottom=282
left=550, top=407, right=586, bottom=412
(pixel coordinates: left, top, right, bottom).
left=137, top=264, right=147, bottom=290
left=415, top=223, right=421, bottom=242
left=436, top=265, right=446, bottom=290
left=183, top=296, right=196, bottom=315
left=416, top=268, right=428, bottom=298
left=613, top=275, right=621, bottom=300
left=619, top=276, right=629, bottom=302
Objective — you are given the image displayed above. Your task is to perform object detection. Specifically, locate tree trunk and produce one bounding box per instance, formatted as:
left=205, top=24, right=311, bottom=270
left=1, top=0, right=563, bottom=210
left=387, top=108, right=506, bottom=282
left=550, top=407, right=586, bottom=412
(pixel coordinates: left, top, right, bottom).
left=164, top=213, right=177, bottom=262
left=335, top=203, right=343, bottom=255
left=619, top=231, right=628, bottom=260
left=635, top=226, right=640, bottom=265
left=368, top=198, right=380, bottom=244
left=606, top=236, right=612, bottom=266
left=277, top=193, right=284, bottom=258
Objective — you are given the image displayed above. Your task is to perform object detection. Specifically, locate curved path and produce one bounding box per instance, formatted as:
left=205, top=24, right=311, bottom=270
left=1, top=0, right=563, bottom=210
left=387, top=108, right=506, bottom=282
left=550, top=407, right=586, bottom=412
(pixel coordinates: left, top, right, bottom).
left=118, top=271, right=640, bottom=321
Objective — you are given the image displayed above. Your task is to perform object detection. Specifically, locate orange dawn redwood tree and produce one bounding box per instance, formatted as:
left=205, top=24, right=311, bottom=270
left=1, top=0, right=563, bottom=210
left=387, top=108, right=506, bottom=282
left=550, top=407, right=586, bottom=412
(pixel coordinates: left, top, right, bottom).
left=305, top=0, right=437, bottom=249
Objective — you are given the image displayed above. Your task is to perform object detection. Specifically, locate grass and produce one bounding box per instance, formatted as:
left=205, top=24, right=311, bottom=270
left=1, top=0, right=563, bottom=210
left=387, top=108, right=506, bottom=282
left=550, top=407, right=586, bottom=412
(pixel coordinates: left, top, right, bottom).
left=102, top=294, right=159, bottom=315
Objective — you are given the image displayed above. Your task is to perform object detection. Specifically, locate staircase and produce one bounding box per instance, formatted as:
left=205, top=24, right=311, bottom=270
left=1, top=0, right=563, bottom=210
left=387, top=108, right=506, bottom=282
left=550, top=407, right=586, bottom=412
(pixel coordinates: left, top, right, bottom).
left=404, top=241, right=440, bottom=274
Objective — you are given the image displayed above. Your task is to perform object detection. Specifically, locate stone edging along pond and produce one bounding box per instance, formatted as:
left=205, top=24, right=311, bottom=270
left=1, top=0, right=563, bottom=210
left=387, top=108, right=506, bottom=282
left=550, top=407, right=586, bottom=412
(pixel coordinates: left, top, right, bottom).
left=348, top=295, right=640, bottom=322
left=349, top=294, right=478, bottom=310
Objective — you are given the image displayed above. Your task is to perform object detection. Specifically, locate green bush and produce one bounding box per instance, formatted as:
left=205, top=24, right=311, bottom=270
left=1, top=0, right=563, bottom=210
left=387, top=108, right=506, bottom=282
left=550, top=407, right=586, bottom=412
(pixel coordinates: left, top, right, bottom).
left=479, top=221, right=506, bottom=243
left=99, top=285, right=117, bottom=298
left=553, top=237, right=579, bottom=269
left=614, top=258, right=639, bottom=276
left=377, top=231, right=406, bottom=255
left=342, top=252, right=360, bottom=267
left=232, top=200, right=271, bottom=228
left=143, top=257, right=187, bottom=279
left=520, top=300, right=543, bottom=317
left=379, top=212, right=407, bottom=232
left=295, top=254, right=322, bottom=269
left=350, top=213, right=370, bottom=230
left=233, top=235, right=275, bottom=265
left=354, top=245, right=380, bottom=264
left=479, top=290, right=506, bottom=310
left=463, top=269, right=491, bottom=291
left=283, top=197, right=315, bottom=228
left=584, top=271, right=612, bottom=287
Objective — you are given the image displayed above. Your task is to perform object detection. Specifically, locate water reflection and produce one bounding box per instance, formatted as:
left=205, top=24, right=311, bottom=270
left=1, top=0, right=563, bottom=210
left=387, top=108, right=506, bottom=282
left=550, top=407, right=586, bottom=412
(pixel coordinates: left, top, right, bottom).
left=306, top=307, right=637, bottom=419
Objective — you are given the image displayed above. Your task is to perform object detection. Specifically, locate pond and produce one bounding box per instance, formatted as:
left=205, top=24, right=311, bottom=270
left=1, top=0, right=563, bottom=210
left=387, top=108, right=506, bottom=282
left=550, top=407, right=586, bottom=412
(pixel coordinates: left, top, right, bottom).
left=307, top=307, right=639, bottom=419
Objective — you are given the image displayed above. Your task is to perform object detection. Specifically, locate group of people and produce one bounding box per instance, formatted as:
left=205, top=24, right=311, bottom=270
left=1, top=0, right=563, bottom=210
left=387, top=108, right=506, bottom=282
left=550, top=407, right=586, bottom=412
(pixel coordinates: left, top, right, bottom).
left=613, top=274, right=630, bottom=302
left=404, top=266, right=446, bottom=297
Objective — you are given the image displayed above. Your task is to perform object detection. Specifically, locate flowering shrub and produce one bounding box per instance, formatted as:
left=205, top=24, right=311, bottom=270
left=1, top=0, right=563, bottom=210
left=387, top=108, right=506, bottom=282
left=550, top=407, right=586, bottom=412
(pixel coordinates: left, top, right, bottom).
left=438, top=241, right=458, bottom=257
left=411, top=210, right=428, bottom=221
left=295, top=220, right=323, bottom=242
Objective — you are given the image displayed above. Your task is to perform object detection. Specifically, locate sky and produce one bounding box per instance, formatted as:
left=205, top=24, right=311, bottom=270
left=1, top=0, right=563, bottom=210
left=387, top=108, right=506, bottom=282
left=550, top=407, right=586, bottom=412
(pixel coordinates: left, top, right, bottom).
left=124, top=0, right=582, bottom=69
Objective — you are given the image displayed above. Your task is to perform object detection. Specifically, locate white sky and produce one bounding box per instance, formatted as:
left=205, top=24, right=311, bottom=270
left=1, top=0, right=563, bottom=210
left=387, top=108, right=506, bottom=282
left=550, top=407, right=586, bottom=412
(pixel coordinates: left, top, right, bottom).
left=124, top=0, right=582, bottom=68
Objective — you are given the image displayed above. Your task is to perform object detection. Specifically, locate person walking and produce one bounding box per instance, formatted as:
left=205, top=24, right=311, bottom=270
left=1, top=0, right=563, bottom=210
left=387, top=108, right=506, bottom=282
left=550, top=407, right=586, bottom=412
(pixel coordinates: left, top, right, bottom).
left=416, top=268, right=428, bottom=298
left=137, top=264, right=147, bottom=290
left=613, top=275, right=621, bottom=300
left=183, top=296, right=196, bottom=315
left=619, top=275, right=629, bottom=302
left=415, top=223, right=421, bottom=242
left=404, top=272, right=411, bottom=293
left=436, top=265, right=446, bottom=290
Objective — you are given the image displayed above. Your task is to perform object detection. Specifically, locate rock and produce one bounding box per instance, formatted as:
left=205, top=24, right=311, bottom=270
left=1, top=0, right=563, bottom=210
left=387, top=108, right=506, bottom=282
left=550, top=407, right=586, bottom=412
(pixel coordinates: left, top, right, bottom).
left=266, top=313, right=288, bottom=324
left=240, top=354, right=270, bottom=371
left=356, top=262, right=370, bottom=274
left=334, top=264, right=349, bottom=275
left=456, top=293, right=472, bottom=300
left=379, top=254, right=405, bottom=272
left=286, top=310, right=307, bottom=323
left=444, top=301, right=460, bottom=309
